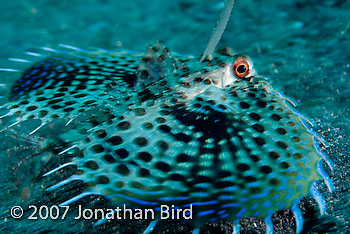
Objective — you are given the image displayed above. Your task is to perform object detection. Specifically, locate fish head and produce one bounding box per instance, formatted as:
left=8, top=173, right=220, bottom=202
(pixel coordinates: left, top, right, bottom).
left=173, top=51, right=257, bottom=100
left=199, top=54, right=256, bottom=89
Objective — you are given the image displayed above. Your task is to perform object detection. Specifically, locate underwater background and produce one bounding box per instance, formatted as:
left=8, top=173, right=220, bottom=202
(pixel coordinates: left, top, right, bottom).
left=0, top=0, right=349, bottom=233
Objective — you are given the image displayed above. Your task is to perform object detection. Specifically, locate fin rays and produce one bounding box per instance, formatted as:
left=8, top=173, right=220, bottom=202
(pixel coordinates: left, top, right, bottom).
left=0, top=68, right=19, bottom=72
left=46, top=176, right=80, bottom=191
left=143, top=220, right=158, bottom=234
left=310, top=182, right=327, bottom=215
left=8, top=58, right=31, bottom=63
left=59, top=192, right=93, bottom=206
left=264, top=216, right=274, bottom=234
left=232, top=219, right=241, bottom=234
left=43, top=162, right=76, bottom=177
left=291, top=205, right=304, bottom=234
left=317, top=159, right=335, bottom=193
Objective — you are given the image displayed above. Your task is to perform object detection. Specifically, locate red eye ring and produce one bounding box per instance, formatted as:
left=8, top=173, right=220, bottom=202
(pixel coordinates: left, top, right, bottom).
left=232, top=56, right=252, bottom=78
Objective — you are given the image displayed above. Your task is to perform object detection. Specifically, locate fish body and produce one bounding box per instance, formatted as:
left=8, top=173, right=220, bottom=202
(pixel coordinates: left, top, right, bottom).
left=0, top=42, right=333, bottom=233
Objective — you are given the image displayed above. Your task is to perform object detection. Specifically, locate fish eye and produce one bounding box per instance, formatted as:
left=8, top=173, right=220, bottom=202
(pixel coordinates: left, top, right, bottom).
left=232, top=56, right=252, bottom=79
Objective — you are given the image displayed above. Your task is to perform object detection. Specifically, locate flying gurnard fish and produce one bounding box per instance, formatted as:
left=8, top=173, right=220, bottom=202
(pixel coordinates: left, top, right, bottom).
left=0, top=0, right=335, bottom=233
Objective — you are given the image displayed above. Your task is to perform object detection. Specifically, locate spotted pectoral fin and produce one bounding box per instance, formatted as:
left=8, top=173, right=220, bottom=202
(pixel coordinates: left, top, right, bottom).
left=1, top=46, right=139, bottom=132
left=44, top=81, right=327, bottom=226
left=7, top=45, right=139, bottom=99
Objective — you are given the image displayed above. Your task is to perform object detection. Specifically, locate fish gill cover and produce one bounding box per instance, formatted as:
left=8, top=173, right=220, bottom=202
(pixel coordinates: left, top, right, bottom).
left=0, top=0, right=349, bottom=234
